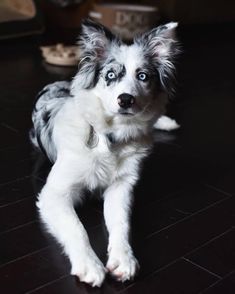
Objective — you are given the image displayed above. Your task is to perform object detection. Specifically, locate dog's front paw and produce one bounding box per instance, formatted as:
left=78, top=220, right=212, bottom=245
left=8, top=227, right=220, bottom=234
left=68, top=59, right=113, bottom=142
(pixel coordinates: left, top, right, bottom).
left=106, top=246, right=139, bottom=282
left=71, top=251, right=106, bottom=287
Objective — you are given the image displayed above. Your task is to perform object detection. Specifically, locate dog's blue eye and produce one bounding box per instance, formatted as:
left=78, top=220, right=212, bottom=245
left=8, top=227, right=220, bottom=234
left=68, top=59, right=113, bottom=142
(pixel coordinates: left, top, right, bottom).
left=107, top=71, right=116, bottom=80
left=137, top=72, right=148, bottom=82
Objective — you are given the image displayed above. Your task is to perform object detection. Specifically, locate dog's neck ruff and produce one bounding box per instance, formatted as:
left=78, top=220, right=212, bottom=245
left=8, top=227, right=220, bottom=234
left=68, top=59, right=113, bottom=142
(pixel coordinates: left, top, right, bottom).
left=106, top=132, right=116, bottom=145
left=86, top=123, right=151, bottom=150
left=86, top=125, right=126, bottom=148
left=86, top=125, right=118, bottom=148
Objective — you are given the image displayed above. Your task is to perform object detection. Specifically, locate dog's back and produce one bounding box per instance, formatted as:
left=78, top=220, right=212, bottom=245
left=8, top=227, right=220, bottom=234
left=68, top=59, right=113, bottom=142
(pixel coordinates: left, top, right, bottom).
left=30, top=81, right=71, bottom=162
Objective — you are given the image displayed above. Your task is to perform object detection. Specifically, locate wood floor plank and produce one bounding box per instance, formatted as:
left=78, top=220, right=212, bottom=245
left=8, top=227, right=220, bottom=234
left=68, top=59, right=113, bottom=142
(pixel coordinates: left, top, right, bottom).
left=121, top=259, right=219, bottom=294
left=134, top=196, right=235, bottom=278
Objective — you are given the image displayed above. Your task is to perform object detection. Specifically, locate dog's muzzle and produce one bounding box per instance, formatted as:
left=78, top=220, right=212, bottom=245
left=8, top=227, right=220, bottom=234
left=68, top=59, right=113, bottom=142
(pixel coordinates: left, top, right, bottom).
left=117, top=93, right=135, bottom=110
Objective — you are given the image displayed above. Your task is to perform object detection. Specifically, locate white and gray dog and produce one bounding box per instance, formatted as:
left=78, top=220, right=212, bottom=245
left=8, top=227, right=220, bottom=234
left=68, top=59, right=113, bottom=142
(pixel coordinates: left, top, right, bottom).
left=30, top=19, right=179, bottom=287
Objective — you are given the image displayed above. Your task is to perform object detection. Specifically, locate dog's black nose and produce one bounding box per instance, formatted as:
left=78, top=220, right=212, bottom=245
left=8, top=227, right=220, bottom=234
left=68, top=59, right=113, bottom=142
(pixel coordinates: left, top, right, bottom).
left=117, top=93, right=135, bottom=109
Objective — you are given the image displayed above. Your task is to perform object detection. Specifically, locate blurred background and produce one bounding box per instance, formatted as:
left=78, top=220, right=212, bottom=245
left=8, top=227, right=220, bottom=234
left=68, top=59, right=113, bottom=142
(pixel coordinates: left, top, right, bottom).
left=1, top=0, right=235, bottom=43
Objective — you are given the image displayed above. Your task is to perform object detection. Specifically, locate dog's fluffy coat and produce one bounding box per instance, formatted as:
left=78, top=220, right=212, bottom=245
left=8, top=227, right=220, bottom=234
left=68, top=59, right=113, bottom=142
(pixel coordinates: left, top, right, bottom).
left=31, top=20, right=179, bottom=287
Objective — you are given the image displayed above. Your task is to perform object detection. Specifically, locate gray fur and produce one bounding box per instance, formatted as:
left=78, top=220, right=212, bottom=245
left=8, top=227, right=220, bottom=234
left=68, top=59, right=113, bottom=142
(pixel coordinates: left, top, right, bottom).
left=30, top=81, right=72, bottom=162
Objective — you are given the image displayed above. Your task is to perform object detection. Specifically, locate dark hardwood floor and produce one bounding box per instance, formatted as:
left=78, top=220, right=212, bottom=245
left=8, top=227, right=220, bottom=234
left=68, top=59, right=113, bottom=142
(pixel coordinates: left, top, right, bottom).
left=0, top=23, right=235, bottom=294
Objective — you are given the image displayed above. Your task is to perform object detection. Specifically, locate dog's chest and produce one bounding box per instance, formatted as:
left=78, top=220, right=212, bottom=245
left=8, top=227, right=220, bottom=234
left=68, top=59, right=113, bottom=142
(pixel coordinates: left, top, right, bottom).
left=84, top=134, right=135, bottom=190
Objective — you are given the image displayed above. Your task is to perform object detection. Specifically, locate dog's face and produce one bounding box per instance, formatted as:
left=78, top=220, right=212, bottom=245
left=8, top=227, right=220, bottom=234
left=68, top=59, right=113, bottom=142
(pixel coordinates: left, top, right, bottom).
left=72, top=20, right=179, bottom=119
left=94, top=44, right=160, bottom=117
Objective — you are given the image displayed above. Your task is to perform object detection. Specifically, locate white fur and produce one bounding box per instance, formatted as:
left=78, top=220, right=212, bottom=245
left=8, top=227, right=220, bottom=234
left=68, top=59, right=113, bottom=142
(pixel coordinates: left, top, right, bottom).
left=154, top=115, right=180, bottom=131
left=32, top=20, right=179, bottom=287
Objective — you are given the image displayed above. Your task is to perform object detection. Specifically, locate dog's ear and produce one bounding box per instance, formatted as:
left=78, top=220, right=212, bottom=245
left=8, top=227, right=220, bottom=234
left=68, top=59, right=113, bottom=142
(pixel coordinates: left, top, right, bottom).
left=136, top=22, right=178, bottom=59
left=78, top=19, right=120, bottom=59
left=71, top=19, right=121, bottom=91
left=135, top=22, right=180, bottom=94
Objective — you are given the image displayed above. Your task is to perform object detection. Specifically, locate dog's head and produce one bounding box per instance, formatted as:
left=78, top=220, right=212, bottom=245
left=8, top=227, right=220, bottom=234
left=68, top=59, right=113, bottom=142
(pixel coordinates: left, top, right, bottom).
left=72, top=19, right=179, bottom=120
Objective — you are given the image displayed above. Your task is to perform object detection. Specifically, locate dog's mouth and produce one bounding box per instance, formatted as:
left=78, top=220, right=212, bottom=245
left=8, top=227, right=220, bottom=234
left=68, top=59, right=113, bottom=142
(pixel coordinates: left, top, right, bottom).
left=120, top=112, right=134, bottom=116
left=118, top=109, right=135, bottom=116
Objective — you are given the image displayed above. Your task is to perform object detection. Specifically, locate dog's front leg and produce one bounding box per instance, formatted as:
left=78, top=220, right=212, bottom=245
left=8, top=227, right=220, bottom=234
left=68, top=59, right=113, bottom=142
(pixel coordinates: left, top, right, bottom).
left=103, top=180, right=139, bottom=281
left=37, top=160, right=106, bottom=287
